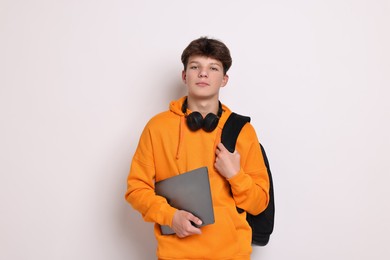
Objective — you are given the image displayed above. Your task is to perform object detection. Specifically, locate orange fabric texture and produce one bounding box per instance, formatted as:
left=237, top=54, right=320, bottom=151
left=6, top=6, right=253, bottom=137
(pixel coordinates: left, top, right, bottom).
left=125, top=96, right=269, bottom=259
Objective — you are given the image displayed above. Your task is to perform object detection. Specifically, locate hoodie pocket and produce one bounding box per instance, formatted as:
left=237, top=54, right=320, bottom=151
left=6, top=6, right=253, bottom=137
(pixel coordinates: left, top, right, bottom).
left=203, top=206, right=243, bottom=255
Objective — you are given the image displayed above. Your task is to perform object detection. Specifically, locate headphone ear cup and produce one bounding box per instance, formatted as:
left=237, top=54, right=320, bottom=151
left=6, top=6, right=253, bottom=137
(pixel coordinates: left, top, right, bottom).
left=203, top=113, right=219, bottom=132
left=186, top=112, right=204, bottom=131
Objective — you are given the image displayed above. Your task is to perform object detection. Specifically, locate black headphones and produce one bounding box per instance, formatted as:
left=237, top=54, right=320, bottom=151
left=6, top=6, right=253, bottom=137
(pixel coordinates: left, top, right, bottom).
left=181, top=98, right=223, bottom=132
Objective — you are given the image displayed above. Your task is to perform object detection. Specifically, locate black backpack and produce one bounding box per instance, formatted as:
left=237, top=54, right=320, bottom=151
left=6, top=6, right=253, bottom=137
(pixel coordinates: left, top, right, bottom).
left=221, top=112, right=275, bottom=246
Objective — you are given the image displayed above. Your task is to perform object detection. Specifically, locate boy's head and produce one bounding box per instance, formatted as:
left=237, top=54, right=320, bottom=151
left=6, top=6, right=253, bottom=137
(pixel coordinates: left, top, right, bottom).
left=181, top=37, right=232, bottom=75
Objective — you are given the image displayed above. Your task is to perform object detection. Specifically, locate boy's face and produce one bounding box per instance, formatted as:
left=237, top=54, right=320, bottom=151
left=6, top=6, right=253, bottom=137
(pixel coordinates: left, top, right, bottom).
left=182, top=55, right=229, bottom=101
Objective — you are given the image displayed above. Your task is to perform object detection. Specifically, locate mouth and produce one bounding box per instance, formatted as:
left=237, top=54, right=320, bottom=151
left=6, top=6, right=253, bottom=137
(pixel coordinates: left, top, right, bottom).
left=196, top=82, right=209, bottom=87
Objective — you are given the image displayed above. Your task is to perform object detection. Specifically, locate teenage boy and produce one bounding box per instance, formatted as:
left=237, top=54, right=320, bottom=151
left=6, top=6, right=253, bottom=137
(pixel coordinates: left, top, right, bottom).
left=125, top=37, right=270, bottom=260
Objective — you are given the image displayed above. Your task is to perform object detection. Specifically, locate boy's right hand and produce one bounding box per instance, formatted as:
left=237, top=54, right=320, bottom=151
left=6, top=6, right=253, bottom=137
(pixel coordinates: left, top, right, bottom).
left=171, top=210, right=202, bottom=238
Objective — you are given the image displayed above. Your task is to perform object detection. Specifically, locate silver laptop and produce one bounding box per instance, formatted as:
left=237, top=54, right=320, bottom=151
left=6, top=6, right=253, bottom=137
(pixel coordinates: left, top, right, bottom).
left=155, top=167, right=215, bottom=235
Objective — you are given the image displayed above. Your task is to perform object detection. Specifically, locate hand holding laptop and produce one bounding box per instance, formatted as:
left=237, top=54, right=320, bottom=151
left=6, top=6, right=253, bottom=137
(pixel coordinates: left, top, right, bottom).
left=171, top=210, right=203, bottom=238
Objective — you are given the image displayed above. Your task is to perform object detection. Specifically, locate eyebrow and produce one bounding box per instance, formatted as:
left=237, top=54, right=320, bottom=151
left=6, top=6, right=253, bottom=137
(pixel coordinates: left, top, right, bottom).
left=188, top=61, right=222, bottom=67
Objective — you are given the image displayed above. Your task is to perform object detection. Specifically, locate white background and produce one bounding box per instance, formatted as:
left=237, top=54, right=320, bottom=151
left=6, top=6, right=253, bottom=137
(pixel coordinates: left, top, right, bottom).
left=1, top=0, right=389, bottom=259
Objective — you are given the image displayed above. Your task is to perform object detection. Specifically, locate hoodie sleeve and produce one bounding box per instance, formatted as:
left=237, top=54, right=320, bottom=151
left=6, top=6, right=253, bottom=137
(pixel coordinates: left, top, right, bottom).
left=125, top=124, right=177, bottom=227
left=227, top=123, right=270, bottom=215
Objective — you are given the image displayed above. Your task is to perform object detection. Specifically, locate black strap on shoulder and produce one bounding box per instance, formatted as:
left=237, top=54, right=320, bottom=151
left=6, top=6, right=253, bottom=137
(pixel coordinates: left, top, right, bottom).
left=222, top=112, right=275, bottom=246
left=221, top=112, right=251, bottom=153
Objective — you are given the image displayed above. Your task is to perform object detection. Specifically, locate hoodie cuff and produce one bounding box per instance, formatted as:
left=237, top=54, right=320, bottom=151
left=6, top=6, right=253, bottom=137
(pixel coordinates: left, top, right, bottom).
left=227, top=168, right=250, bottom=192
left=159, top=205, right=178, bottom=227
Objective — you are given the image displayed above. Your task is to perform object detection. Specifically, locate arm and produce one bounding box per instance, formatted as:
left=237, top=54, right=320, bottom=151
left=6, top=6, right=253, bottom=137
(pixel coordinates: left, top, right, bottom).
left=125, top=125, right=177, bottom=227
left=125, top=125, right=203, bottom=238
left=215, top=123, right=269, bottom=215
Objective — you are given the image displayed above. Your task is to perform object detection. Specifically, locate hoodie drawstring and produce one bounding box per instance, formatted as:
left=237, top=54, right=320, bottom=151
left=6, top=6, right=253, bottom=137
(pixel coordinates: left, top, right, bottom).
left=176, top=115, right=185, bottom=160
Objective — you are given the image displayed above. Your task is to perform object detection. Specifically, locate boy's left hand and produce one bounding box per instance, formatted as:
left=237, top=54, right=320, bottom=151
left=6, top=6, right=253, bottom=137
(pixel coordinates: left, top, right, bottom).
left=214, top=143, right=240, bottom=179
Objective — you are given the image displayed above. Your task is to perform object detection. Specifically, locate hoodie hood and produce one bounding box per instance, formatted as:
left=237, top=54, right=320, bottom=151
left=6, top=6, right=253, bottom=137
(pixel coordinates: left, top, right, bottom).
left=169, top=96, right=232, bottom=160
left=169, top=96, right=187, bottom=116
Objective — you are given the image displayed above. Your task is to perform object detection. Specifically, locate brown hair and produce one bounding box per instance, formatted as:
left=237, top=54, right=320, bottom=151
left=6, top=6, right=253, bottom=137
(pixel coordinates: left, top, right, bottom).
left=181, top=37, right=232, bottom=74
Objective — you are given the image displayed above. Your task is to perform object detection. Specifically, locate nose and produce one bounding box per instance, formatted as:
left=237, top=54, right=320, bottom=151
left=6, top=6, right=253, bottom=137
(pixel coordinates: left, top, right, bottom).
left=198, top=69, right=208, bottom=78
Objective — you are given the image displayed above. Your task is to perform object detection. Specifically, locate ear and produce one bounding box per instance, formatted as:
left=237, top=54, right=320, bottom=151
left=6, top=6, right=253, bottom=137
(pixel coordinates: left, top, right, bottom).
left=182, top=70, right=186, bottom=83
left=221, top=74, right=229, bottom=87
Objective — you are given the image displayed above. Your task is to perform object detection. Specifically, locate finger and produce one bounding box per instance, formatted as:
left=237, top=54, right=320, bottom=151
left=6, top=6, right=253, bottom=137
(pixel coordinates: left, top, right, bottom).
left=187, top=225, right=202, bottom=235
left=215, top=144, right=222, bottom=156
left=218, top=143, right=232, bottom=153
left=217, top=143, right=225, bottom=150
left=187, top=213, right=202, bottom=226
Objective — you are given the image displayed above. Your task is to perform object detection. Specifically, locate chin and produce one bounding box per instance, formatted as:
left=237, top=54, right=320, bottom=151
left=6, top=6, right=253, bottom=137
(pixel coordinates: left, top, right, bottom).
left=189, top=90, right=217, bottom=98
left=189, top=93, right=217, bottom=100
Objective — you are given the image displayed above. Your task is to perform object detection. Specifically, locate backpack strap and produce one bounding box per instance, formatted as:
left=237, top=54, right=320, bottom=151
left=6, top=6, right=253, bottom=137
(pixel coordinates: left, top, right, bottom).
left=221, top=113, right=251, bottom=153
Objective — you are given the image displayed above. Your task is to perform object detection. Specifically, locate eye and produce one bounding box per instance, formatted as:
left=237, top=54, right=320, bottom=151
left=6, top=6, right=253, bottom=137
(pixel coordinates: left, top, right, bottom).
left=210, top=67, right=219, bottom=71
left=190, top=65, right=198, bottom=70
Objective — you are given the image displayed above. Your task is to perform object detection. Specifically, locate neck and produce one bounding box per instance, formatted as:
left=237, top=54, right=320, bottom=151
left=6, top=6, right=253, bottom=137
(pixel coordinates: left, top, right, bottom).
left=187, top=96, right=219, bottom=117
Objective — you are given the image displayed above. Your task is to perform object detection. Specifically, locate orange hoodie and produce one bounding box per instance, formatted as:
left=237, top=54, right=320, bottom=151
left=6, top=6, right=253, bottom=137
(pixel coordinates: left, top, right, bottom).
left=125, top=96, right=269, bottom=260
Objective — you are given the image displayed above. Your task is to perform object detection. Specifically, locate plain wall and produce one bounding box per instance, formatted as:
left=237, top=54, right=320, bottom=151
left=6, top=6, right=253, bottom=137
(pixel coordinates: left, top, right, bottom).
left=1, top=0, right=389, bottom=259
